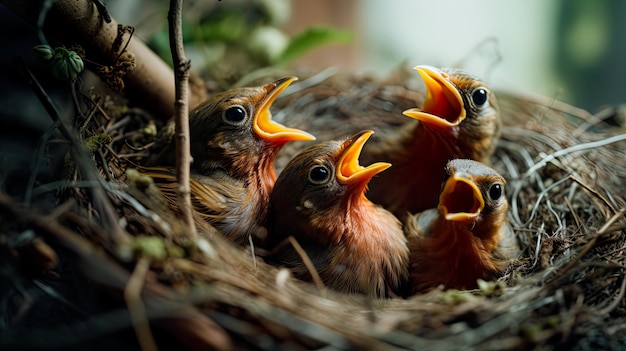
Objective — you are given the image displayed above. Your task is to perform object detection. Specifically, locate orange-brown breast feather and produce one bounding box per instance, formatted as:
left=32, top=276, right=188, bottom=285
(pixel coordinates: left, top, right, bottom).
left=363, top=67, right=501, bottom=216
left=406, top=214, right=506, bottom=293
left=405, top=159, right=517, bottom=294
left=268, top=132, right=409, bottom=297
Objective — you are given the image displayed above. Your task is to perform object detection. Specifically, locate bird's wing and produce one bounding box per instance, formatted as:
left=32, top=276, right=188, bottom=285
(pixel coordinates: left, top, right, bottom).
left=404, top=208, right=439, bottom=239
left=267, top=236, right=330, bottom=278
left=138, top=167, right=244, bottom=224
left=497, top=223, right=521, bottom=259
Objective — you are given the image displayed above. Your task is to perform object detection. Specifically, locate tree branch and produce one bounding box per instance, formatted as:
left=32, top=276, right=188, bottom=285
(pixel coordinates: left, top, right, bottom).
left=168, top=0, right=196, bottom=238
left=0, top=0, right=206, bottom=120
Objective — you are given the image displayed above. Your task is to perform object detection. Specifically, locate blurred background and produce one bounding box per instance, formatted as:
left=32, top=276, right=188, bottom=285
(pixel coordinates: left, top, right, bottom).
left=101, top=0, right=625, bottom=114
left=1, top=0, right=624, bottom=114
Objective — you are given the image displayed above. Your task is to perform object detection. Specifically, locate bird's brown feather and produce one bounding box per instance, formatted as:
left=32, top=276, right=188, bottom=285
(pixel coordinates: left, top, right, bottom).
left=363, top=67, right=501, bottom=216
left=406, top=159, right=518, bottom=294
left=140, top=78, right=314, bottom=246
left=268, top=133, right=409, bottom=297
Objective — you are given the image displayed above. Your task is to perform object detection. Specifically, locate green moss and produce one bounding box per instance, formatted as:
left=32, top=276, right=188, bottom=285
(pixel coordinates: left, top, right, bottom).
left=119, top=235, right=187, bottom=262
left=84, top=134, right=113, bottom=152
left=443, top=289, right=476, bottom=305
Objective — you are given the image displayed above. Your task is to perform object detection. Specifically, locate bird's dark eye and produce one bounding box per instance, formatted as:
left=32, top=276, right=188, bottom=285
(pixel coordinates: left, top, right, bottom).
left=223, top=105, right=247, bottom=125
left=308, top=165, right=331, bottom=184
left=488, top=183, right=503, bottom=200
left=471, top=87, right=489, bottom=107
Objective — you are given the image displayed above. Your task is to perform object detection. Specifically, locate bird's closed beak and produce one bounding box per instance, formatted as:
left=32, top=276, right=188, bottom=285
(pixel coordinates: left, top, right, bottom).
left=402, top=65, right=465, bottom=129
left=254, top=76, right=316, bottom=143
left=337, top=130, right=391, bottom=184
left=438, top=172, right=485, bottom=221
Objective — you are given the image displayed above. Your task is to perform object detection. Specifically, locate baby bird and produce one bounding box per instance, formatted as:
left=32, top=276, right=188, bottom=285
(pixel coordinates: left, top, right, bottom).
left=141, top=77, right=316, bottom=246
left=268, top=130, right=409, bottom=297
left=405, top=159, right=518, bottom=294
left=363, top=65, right=501, bottom=217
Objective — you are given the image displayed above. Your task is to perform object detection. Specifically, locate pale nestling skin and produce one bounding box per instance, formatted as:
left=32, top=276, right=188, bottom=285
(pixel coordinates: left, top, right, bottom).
left=363, top=66, right=501, bottom=218
left=405, top=159, right=519, bottom=294
left=267, top=130, right=409, bottom=297
left=141, top=77, right=316, bottom=246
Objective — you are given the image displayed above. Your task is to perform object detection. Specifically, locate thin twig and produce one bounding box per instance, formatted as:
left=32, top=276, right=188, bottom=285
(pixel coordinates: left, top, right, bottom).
left=572, top=106, right=616, bottom=137
left=281, top=66, right=338, bottom=96
left=0, top=191, right=114, bottom=269
left=597, top=270, right=626, bottom=316
left=14, top=56, right=130, bottom=245
left=453, top=36, right=502, bottom=81
left=248, top=235, right=257, bottom=271
left=499, top=89, right=596, bottom=123
left=25, top=121, right=61, bottom=205
left=80, top=91, right=115, bottom=132
left=125, top=257, right=158, bottom=351
left=501, top=126, right=564, bottom=153
left=564, top=197, right=583, bottom=235
left=545, top=207, right=626, bottom=286
left=530, top=224, right=544, bottom=269
left=97, top=149, right=113, bottom=181
left=168, top=0, right=196, bottom=238
left=522, top=133, right=626, bottom=179
left=107, top=184, right=173, bottom=236
left=288, top=236, right=327, bottom=296
left=519, top=175, right=572, bottom=227
left=569, top=175, right=617, bottom=217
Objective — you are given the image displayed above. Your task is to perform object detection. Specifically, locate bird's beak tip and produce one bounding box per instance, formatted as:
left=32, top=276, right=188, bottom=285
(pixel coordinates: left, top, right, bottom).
left=254, top=77, right=313, bottom=143
left=337, top=130, right=390, bottom=184
left=406, top=65, right=465, bottom=127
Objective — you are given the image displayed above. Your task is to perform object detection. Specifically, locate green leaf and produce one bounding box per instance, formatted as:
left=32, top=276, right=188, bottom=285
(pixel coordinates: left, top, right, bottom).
left=148, top=28, right=173, bottom=66
left=195, top=13, right=247, bottom=43
left=276, top=27, right=352, bottom=66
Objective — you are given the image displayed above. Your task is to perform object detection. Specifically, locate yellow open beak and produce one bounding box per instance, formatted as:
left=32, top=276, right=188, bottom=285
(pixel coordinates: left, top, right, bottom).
left=402, top=65, right=465, bottom=129
left=337, top=130, right=391, bottom=184
left=253, top=76, right=316, bottom=143
left=438, top=172, right=485, bottom=222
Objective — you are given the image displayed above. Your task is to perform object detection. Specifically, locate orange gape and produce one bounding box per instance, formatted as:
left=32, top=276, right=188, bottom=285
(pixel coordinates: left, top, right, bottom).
left=405, top=159, right=519, bottom=294
left=140, top=77, right=315, bottom=247
left=362, top=66, right=502, bottom=217
left=267, top=131, right=409, bottom=298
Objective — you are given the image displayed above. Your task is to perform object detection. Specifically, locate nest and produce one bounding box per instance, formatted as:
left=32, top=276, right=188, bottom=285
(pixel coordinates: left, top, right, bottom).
left=1, top=65, right=626, bottom=351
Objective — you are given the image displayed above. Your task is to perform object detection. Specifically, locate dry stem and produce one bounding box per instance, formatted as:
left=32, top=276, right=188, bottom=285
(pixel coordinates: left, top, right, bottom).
left=0, top=0, right=176, bottom=119
left=168, top=0, right=196, bottom=238
left=288, top=236, right=327, bottom=295
left=545, top=207, right=626, bottom=286
left=125, top=257, right=158, bottom=351
left=15, top=57, right=130, bottom=245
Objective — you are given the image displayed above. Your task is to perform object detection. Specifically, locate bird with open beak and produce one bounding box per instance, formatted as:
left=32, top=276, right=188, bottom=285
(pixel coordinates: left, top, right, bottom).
left=141, top=77, right=316, bottom=247
left=405, top=159, right=519, bottom=294
left=267, top=130, right=409, bottom=297
left=363, top=65, right=501, bottom=217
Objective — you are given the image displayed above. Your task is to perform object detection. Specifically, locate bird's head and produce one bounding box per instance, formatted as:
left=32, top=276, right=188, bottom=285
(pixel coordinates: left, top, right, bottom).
left=437, top=159, right=507, bottom=240
left=402, top=66, right=500, bottom=161
left=189, top=77, right=315, bottom=177
left=270, top=130, right=391, bottom=242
